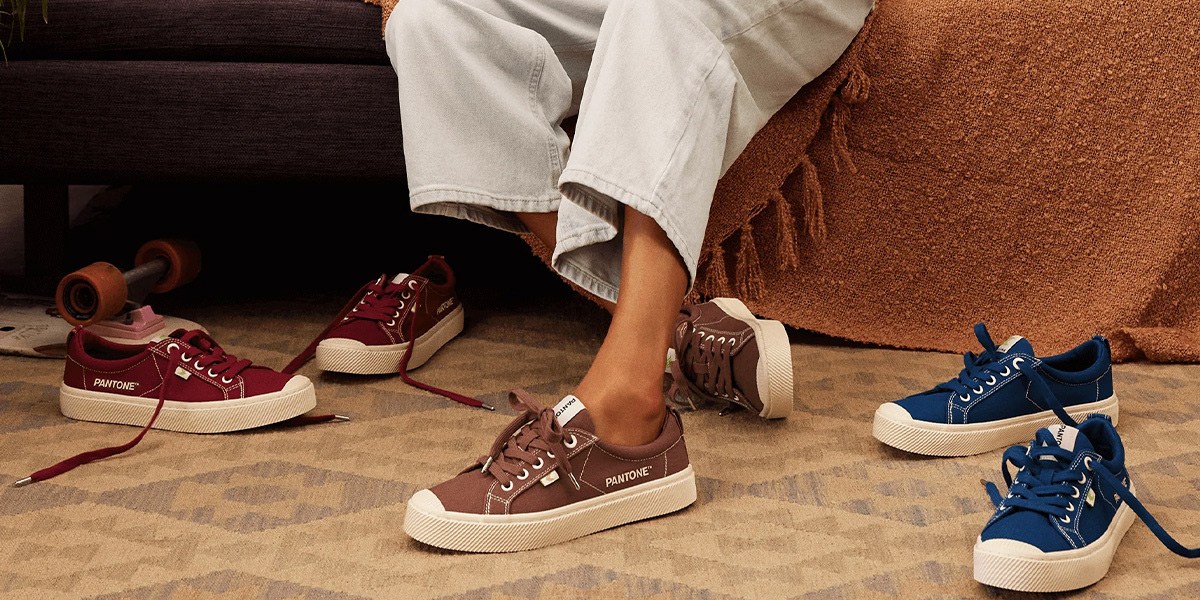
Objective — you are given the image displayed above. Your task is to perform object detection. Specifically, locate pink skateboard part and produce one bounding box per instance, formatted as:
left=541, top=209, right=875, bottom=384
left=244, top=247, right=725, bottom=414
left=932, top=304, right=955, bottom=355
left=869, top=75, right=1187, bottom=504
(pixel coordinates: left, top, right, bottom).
left=86, top=305, right=167, bottom=339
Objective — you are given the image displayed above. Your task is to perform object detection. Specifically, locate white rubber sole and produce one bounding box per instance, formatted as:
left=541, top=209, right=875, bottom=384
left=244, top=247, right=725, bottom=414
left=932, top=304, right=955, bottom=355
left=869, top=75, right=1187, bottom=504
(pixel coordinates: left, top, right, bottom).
left=59, top=376, right=317, bottom=433
left=403, top=466, right=697, bottom=553
left=872, top=394, right=1119, bottom=456
left=710, top=298, right=793, bottom=419
left=315, top=305, right=464, bottom=375
left=974, top=490, right=1137, bottom=592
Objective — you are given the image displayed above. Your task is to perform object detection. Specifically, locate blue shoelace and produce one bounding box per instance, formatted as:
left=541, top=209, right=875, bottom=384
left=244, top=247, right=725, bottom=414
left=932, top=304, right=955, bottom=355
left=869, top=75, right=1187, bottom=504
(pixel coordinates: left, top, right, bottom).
left=937, top=324, right=1076, bottom=425
left=985, top=428, right=1200, bottom=559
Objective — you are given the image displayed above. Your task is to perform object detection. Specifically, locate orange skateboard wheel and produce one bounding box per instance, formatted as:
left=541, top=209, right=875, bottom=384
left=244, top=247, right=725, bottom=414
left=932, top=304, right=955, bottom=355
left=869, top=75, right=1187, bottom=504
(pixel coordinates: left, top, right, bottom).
left=135, top=239, right=201, bottom=293
left=56, top=262, right=129, bottom=327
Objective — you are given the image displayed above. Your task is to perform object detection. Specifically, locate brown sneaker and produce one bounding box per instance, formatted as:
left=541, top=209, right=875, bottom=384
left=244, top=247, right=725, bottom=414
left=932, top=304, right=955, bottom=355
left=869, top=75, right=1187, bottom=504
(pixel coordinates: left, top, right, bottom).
left=668, top=298, right=794, bottom=419
left=403, top=390, right=697, bottom=552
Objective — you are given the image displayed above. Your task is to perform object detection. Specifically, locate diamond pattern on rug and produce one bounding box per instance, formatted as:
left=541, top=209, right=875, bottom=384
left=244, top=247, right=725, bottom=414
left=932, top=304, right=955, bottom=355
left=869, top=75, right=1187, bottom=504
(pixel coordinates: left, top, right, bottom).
left=95, top=462, right=412, bottom=532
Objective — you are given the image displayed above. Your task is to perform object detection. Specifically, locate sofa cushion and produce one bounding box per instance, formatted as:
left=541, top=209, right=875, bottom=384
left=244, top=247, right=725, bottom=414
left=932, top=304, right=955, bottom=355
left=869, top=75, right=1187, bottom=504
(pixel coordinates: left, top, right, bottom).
left=11, top=0, right=387, bottom=64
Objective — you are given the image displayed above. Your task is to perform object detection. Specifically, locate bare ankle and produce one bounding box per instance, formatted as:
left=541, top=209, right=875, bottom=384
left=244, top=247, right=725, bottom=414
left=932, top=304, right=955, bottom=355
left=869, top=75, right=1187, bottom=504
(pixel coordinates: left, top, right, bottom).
left=572, top=383, right=666, bottom=446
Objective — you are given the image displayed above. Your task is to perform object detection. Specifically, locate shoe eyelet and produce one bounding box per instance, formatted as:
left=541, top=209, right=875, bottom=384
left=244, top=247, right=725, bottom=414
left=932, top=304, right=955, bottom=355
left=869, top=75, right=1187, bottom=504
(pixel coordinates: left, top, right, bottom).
left=1070, top=486, right=1080, bottom=498
left=1066, top=502, right=1075, bottom=512
left=194, top=358, right=205, bottom=370
left=1059, top=514, right=1071, bottom=523
left=402, top=292, right=412, bottom=299
left=985, top=376, right=997, bottom=385
left=517, top=469, right=529, bottom=481
left=392, top=310, right=401, bottom=318
left=501, top=482, right=513, bottom=492
left=564, top=434, right=578, bottom=449
left=729, top=337, right=736, bottom=344
left=972, top=386, right=984, bottom=394
left=546, top=451, right=555, bottom=459
left=717, top=336, right=726, bottom=344
left=1083, top=456, right=1094, bottom=470
left=705, top=335, right=715, bottom=342
left=408, top=280, right=418, bottom=290
left=386, top=320, right=396, bottom=326
left=999, top=367, right=1011, bottom=376
left=397, top=301, right=405, bottom=310
left=1077, top=473, right=1087, bottom=484
left=166, top=343, right=180, bottom=353
left=221, top=376, right=233, bottom=384
left=959, top=394, right=970, bottom=402
left=532, top=457, right=544, bottom=469
left=207, top=369, right=218, bottom=378
left=180, top=353, right=193, bottom=362
left=1012, top=357, right=1025, bottom=369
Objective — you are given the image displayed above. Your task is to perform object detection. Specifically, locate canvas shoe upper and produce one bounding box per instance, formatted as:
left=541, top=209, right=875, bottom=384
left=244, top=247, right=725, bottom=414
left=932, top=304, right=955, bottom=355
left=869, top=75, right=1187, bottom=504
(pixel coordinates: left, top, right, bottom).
left=974, top=414, right=1199, bottom=592
left=668, top=298, right=793, bottom=419
left=16, top=327, right=334, bottom=486
left=872, top=323, right=1118, bottom=456
left=403, top=390, right=697, bottom=552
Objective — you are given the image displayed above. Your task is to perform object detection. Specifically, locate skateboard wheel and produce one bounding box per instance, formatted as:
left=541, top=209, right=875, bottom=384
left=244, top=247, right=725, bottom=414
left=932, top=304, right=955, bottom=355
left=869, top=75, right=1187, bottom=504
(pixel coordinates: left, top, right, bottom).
left=56, top=262, right=129, bottom=327
left=135, top=239, right=201, bottom=293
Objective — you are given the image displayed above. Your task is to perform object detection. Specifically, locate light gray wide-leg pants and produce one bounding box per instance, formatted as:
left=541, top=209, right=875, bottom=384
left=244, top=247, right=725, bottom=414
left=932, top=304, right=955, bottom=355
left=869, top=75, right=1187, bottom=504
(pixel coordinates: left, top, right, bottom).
left=386, top=0, right=872, bottom=302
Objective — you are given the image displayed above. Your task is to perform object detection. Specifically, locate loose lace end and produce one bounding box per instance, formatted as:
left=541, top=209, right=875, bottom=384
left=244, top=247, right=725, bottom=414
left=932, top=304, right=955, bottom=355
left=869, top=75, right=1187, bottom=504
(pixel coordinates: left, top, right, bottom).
left=12, top=477, right=33, bottom=488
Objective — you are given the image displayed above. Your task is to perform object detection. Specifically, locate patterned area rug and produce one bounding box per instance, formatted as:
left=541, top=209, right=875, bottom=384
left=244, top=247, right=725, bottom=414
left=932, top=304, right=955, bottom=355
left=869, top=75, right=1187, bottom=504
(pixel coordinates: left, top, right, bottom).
left=1, top=296, right=1198, bottom=599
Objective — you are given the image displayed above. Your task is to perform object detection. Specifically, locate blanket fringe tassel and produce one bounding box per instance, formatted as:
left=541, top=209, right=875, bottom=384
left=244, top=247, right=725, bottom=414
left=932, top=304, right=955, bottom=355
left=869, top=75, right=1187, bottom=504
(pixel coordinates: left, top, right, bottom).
left=771, top=190, right=801, bottom=270
left=699, top=242, right=732, bottom=297
left=736, top=223, right=766, bottom=300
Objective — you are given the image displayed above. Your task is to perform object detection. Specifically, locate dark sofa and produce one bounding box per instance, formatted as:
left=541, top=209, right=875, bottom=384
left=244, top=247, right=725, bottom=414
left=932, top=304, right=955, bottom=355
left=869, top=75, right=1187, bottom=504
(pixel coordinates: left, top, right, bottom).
left=0, top=0, right=403, bottom=280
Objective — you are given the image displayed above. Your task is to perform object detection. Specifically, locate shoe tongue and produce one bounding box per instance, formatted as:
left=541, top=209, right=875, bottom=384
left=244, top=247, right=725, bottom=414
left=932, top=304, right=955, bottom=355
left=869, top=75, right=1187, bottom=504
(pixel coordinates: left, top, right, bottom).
left=390, top=272, right=411, bottom=284
left=997, top=335, right=1034, bottom=356
left=1037, top=423, right=1094, bottom=461
left=168, top=328, right=217, bottom=352
left=552, top=395, right=595, bottom=432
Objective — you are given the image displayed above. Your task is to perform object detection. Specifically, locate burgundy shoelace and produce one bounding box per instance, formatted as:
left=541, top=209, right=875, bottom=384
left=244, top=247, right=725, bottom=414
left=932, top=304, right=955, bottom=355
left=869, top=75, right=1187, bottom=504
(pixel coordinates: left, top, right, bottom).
left=285, top=275, right=492, bottom=410
left=14, top=331, right=344, bottom=487
left=477, top=390, right=580, bottom=491
left=667, top=311, right=738, bottom=411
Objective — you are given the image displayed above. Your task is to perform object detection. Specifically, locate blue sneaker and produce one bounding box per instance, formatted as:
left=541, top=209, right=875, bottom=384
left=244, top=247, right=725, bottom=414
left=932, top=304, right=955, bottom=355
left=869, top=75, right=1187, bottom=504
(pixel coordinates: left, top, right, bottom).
left=873, top=324, right=1118, bottom=456
left=974, top=414, right=1199, bottom=592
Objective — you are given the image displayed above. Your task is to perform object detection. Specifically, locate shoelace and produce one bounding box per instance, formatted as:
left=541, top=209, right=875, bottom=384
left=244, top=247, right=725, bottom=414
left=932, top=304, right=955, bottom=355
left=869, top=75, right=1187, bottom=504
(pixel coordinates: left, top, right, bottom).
left=285, top=275, right=492, bottom=411
left=984, top=429, right=1200, bottom=559
left=14, top=331, right=344, bottom=487
left=477, top=390, right=580, bottom=492
left=667, top=313, right=738, bottom=411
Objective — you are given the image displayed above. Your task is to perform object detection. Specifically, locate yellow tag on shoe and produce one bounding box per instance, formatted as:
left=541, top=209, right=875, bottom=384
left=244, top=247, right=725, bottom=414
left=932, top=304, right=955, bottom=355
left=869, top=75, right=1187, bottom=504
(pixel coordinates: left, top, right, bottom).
left=540, top=471, right=560, bottom=487
left=175, top=366, right=191, bottom=380
left=1086, top=488, right=1096, bottom=507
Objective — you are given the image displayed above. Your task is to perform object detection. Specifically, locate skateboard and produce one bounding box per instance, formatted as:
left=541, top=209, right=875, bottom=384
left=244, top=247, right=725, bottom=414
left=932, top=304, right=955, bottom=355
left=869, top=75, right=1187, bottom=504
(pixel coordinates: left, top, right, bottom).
left=0, top=239, right=205, bottom=358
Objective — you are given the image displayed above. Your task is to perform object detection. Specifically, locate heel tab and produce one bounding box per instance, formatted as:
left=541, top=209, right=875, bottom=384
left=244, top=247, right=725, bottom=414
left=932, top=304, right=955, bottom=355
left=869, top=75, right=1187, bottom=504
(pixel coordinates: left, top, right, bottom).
left=423, top=255, right=456, bottom=287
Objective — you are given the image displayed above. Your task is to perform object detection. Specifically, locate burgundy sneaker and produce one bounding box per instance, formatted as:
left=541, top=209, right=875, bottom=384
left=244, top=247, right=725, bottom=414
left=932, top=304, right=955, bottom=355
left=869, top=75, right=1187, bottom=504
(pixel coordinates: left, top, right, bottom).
left=285, top=256, right=488, bottom=410
left=403, top=390, right=697, bottom=552
left=15, top=327, right=332, bottom=486
left=306, top=256, right=462, bottom=375
left=668, top=298, right=794, bottom=419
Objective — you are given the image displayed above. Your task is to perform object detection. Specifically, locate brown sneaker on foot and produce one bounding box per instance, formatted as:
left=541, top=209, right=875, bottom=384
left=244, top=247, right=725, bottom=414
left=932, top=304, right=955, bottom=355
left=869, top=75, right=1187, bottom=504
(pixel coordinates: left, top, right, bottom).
left=403, top=390, right=697, bottom=552
left=668, top=298, right=794, bottom=419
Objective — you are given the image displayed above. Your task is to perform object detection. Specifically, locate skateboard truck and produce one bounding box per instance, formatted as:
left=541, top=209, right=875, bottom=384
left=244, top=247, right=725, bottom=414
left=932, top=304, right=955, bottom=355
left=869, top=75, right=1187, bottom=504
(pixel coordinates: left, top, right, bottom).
left=55, top=239, right=201, bottom=328
left=85, top=305, right=168, bottom=340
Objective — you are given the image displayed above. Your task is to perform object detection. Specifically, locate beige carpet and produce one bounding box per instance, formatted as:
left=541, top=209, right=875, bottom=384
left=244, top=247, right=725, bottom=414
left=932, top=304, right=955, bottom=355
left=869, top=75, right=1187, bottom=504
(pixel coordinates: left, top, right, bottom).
left=1, top=296, right=1198, bottom=599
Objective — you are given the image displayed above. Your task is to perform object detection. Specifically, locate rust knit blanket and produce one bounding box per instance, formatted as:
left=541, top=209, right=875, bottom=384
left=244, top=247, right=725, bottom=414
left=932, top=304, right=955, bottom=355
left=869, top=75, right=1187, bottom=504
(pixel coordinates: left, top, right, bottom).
left=369, top=0, right=1200, bottom=363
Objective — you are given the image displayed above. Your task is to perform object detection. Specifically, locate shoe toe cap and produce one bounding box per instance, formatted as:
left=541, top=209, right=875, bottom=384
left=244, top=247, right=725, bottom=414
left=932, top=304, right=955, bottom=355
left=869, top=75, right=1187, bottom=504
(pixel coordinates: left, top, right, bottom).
left=975, top=537, right=1050, bottom=558
left=876, top=401, right=915, bottom=422
left=407, top=489, right=445, bottom=514
left=318, top=337, right=369, bottom=350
